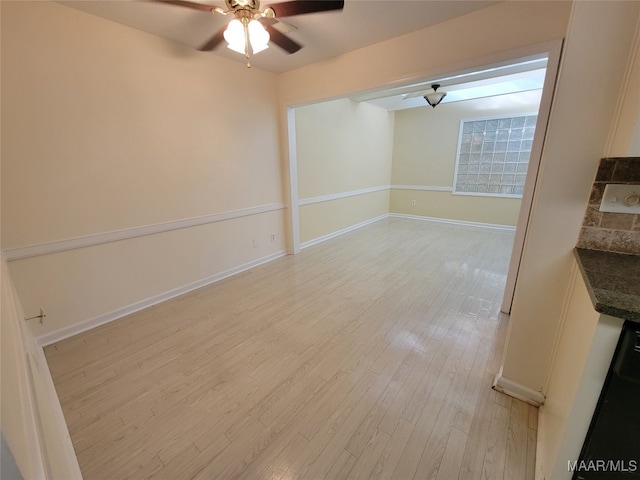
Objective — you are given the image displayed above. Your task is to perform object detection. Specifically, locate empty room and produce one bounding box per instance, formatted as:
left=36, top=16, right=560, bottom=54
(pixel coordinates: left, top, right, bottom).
left=2, top=1, right=639, bottom=480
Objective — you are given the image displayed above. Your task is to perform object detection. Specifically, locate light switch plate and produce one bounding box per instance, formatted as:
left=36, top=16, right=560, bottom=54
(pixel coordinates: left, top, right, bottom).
left=599, top=184, right=640, bottom=214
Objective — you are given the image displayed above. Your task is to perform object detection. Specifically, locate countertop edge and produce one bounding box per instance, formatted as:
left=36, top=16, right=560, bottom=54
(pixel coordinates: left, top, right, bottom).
left=573, top=248, right=640, bottom=323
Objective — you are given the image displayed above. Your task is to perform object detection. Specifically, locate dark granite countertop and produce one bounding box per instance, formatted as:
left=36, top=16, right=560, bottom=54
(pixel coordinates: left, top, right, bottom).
left=574, top=248, right=640, bottom=323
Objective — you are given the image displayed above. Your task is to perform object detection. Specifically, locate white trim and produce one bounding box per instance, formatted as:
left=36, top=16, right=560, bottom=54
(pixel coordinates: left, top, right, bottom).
left=389, top=213, right=516, bottom=232
left=4, top=203, right=286, bottom=261
left=390, top=185, right=453, bottom=192
left=27, top=339, right=83, bottom=478
left=36, top=250, right=287, bottom=346
left=493, top=368, right=546, bottom=407
left=451, top=191, right=522, bottom=199
left=287, top=107, right=301, bottom=254
left=300, top=214, right=388, bottom=249
left=3, top=260, right=49, bottom=479
left=502, top=40, right=565, bottom=314
left=299, top=186, right=390, bottom=206
left=298, top=184, right=456, bottom=206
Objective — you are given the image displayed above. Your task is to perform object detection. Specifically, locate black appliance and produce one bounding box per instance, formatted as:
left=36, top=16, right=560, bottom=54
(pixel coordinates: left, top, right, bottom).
left=573, top=321, right=640, bottom=479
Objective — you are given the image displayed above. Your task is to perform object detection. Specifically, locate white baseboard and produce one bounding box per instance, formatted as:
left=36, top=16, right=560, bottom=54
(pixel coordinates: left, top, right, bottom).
left=37, top=250, right=287, bottom=346
left=493, top=369, right=546, bottom=406
left=300, top=213, right=514, bottom=251
left=389, top=213, right=516, bottom=232
left=300, top=214, right=388, bottom=249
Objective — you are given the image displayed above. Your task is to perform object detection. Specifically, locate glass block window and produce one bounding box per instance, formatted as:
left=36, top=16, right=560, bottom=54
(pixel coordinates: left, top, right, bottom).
left=454, top=114, right=537, bottom=197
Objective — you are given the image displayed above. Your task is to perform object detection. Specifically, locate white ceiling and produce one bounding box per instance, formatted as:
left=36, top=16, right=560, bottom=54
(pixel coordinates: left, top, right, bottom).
left=59, top=0, right=546, bottom=108
left=59, top=0, right=497, bottom=73
left=354, top=59, right=548, bottom=111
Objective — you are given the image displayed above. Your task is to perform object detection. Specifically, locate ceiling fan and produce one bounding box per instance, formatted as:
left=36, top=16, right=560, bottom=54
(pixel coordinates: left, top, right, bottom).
left=155, top=0, right=345, bottom=66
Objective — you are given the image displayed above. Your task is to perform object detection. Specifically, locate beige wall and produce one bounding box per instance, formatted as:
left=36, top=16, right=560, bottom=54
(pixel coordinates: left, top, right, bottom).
left=390, top=91, right=542, bottom=226
left=1, top=1, right=286, bottom=338
left=294, top=98, right=393, bottom=244
left=299, top=191, right=389, bottom=244
left=2, top=2, right=282, bottom=247
left=498, top=0, right=640, bottom=395
left=390, top=189, right=521, bottom=227
left=608, top=10, right=640, bottom=157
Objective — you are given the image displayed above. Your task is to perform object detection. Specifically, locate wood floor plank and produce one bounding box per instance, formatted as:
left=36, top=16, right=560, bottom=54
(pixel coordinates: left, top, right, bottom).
left=435, top=427, right=468, bottom=480
left=323, top=449, right=358, bottom=480
left=346, top=428, right=391, bottom=480
left=296, top=368, right=372, bottom=442
left=254, top=433, right=309, bottom=480
left=457, top=375, right=498, bottom=480
left=505, top=398, right=530, bottom=480
left=482, top=402, right=511, bottom=480
left=279, top=370, right=379, bottom=480
left=44, top=218, right=536, bottom=480
left=453, top=340, right=491, bottom=434
left=369, top=418, right=414, bottom=480
left=526, top=426, right=537, bottom=480
left=300, top=362, right=401, bottom=480
left=147, top=435, right=231, bottom=480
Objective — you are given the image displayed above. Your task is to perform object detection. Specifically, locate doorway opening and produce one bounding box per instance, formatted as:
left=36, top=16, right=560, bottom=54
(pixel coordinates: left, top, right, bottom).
left=286, top=43, right=563, bottom=313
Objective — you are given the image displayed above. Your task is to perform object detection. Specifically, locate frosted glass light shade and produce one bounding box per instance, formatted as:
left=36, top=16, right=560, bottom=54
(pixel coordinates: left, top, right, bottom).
left=424, top=91, right=446, bottom=108
left=248, top=19, right=269, bottom=53
left=224, top=19, right=246, bottom=54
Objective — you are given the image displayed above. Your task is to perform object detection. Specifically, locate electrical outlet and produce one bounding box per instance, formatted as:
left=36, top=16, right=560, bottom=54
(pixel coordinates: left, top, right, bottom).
left=600, top=184, right=640, bottom=213
left=271, top=233, right=276, bottom=242
left=253, top=238, right=260, bottom=248
left=411, top=200, right=416, bottom=206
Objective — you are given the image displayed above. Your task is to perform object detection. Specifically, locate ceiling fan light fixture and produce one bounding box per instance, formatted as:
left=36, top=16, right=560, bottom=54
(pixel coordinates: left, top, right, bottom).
left=158, top=0, right=345, bottom=66
left=424, top=84, right=447, bottom=108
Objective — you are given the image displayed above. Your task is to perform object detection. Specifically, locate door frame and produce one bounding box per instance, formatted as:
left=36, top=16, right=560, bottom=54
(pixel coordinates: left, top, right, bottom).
left=501, top=40, right=564, bottom=313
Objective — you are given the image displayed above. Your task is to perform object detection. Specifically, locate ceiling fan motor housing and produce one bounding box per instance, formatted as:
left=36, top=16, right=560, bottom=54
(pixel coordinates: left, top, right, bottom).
left=226, top=0, right=261, bottom=12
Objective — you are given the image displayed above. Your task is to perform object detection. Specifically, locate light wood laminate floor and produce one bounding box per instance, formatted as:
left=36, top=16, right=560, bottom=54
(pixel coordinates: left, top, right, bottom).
left=45, top=217, right=537, bottom=480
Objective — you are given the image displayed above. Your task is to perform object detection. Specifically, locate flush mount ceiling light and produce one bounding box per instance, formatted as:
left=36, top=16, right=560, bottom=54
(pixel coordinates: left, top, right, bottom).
left=424, top=84, right=447, bottom=108
left=158, top=0, right=344, bottom=68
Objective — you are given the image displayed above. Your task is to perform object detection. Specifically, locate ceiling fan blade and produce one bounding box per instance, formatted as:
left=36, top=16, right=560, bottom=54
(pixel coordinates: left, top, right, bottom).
left=152, top=0, right=217, bottom=12
left=262, top=22, right=302, bottom=54
left=264, top=0, right=344, bottom=18
left=198, top=26, right=226, bottom=51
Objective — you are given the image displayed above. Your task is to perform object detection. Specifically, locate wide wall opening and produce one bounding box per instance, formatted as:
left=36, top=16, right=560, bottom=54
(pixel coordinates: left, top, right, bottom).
left=287, top=50, right=561, bottom=312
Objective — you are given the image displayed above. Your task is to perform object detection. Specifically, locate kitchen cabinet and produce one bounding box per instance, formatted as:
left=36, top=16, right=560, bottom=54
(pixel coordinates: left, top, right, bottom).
left=537, top=249, right=639, bottom=480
